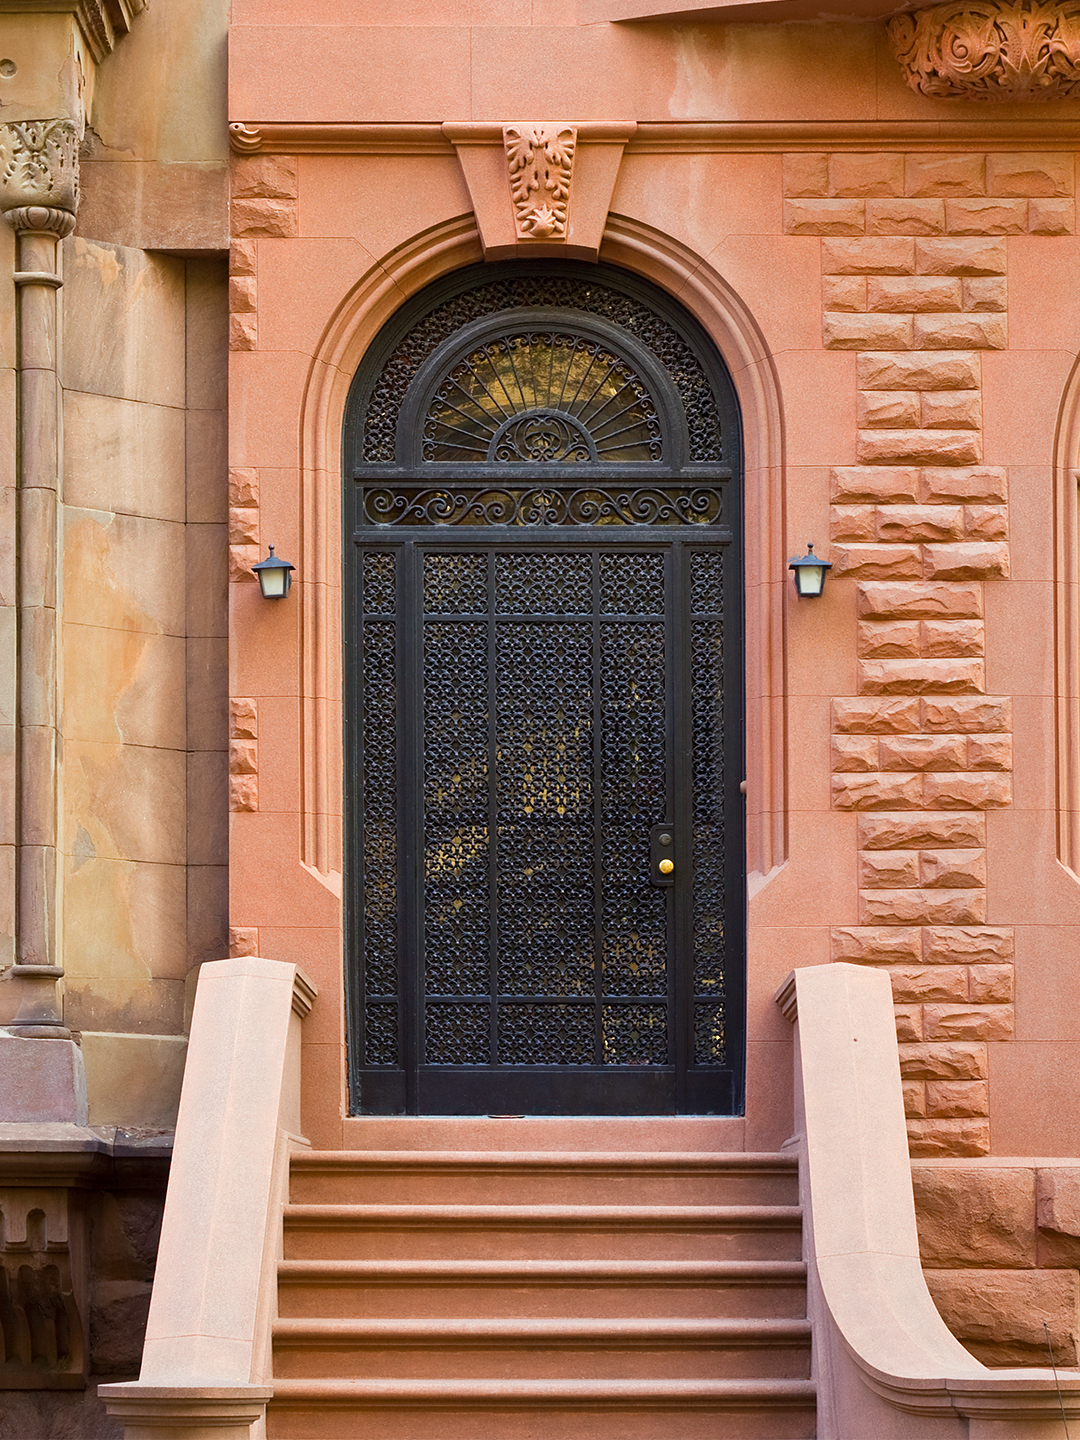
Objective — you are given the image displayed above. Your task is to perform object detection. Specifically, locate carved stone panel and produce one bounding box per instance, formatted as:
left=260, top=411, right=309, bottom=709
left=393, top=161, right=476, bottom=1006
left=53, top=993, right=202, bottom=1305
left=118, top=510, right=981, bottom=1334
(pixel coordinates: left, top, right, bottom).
left=503, top=124, right=577, bottom=240
left=0, top=1189, right=85, bottom=1388
left=889, top=2, right=1080, bottom=102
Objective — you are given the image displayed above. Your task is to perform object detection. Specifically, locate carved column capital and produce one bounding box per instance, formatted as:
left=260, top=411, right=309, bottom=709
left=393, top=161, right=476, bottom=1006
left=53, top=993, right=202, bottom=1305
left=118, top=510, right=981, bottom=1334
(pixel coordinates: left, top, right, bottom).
left=888, top=1, right=1080, bottom=102
left=0, top=119, right=79, bottom=233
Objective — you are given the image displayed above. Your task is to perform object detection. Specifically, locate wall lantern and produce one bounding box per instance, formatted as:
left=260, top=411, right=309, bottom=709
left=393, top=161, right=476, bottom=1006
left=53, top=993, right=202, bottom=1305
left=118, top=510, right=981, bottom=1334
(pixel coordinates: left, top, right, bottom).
left=788, top=543, right=832, bottom=598
left=253, top=545, right=295, bottom=599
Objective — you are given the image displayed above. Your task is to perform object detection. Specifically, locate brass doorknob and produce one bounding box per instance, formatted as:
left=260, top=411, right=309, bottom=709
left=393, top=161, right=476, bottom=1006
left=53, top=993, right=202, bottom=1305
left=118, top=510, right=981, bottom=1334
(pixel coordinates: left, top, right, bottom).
left=658, top=858, right=674, bottom=875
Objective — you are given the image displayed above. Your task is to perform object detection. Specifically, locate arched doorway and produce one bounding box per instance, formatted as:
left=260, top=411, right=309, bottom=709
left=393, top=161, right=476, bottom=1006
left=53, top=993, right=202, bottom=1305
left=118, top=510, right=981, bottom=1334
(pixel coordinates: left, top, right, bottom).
left=343, top=261, right=744, bottom=1115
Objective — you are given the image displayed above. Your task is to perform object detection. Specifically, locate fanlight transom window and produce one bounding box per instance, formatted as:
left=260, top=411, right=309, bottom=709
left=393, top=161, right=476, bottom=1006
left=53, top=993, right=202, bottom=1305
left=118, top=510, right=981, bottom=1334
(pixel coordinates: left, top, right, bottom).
left=422, top=331, right=663, bottom=464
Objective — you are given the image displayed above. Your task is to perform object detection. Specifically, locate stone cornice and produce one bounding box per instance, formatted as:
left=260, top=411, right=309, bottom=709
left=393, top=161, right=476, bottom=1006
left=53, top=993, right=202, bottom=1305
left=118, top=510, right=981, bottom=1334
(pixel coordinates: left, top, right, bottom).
left=0, top=0, right=146, bottom=63
left=889, top=1, right=1080, bottom=102
left=231, top=118, right=1080, bottom=157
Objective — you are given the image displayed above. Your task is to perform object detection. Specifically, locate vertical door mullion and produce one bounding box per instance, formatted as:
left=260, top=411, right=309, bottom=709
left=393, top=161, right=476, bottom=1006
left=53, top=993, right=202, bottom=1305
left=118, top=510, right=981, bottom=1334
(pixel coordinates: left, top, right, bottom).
left=590, top=549, right=605, bottom=1066
left=486, top=549, right=499, bottom=1065
left=670, top=540, right=693, bottom=1113
left=399, top=541, right=422, bottom=1112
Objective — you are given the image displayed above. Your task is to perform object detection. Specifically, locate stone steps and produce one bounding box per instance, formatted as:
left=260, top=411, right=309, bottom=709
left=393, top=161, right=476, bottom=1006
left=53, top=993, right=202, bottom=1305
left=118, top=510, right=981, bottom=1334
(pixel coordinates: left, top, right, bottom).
left=267, top=1130, right=813, bottom=1439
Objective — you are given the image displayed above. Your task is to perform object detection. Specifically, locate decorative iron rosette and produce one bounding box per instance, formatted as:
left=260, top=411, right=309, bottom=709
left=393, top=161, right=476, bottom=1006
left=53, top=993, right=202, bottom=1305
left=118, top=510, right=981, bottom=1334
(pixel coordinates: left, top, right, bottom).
left=888, top=1, right=1080, bottom=101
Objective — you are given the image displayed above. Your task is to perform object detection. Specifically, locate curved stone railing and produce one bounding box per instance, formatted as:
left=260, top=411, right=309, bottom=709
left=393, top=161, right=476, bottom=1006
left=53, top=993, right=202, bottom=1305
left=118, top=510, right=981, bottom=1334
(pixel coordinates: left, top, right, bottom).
left=777, top=962, right=1080, bottom=1439
left=99, top=957, right=316, bottom=1440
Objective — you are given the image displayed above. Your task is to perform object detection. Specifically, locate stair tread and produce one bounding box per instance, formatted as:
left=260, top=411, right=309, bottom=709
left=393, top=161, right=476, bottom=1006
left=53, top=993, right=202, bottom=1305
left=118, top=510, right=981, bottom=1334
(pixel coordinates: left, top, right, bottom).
left=275, top=1317, right=812, bottom=1340
left=279, top=1258, right=807, bottom=1277
left=285, top=1203, right=801, bottom=1222
left=293, top=1150, right=797, bottom=1169
left=271, top=1377, right=817, bottom=1400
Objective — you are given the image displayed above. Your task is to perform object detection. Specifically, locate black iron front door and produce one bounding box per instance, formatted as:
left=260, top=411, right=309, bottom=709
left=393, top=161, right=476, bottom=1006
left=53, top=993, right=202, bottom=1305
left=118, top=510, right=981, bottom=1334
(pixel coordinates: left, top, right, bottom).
left=345, top=263, right=744, bottom=1115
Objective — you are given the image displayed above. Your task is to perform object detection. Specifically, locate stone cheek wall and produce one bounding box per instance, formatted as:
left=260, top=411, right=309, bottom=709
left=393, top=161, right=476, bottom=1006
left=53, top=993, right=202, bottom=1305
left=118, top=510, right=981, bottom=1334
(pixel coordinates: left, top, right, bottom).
left=785, top=151, right=1075, bottom=1160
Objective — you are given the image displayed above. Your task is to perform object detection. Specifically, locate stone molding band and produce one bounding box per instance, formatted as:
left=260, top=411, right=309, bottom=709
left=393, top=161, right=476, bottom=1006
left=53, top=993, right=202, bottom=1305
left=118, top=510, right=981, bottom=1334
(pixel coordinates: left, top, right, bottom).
left=230, top=117, right=1080, bottom=157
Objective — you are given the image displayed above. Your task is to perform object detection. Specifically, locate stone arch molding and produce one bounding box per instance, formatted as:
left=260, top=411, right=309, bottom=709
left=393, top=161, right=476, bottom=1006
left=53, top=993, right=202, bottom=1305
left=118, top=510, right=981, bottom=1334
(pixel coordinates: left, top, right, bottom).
left=295, top=212, right=788, bottom=886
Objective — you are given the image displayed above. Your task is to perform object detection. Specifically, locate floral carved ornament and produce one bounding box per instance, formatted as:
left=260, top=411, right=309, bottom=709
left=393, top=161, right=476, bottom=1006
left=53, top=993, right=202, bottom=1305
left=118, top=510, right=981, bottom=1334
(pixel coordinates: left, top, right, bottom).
left=888, top=0, right=1080, bottom=101
left=503, top=124, right=577, bottom=240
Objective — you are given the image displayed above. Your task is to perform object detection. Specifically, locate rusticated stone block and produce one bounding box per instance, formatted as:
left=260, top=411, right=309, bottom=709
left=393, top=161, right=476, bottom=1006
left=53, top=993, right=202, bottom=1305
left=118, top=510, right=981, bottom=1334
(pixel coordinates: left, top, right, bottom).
left=857, top=621, right=920, bottom=658
left=922, top=771, right=1011, bottom=808
left=229, top=508, right=259, bottom=545
left=964, top=505, right=1007, bottom=541
left=832, top=772, right=924, bottom=810
left=858, top=658, right=984, bottom=694
left=229, top=925, right=258, bottom=957
left=924, top=926, right=1014, bottom=962
left=229, top=543, right=260, bottom=583
left=860, top=888, right=985, bottom=925
left=900, top=1041, right=986, bottom=1079
left=1028, top=197, right=1074, bottom=235
left=825, top=313, right=913, bottom=350
left=857, top=391, right=920, bottom=429
left=908, top=1118, right=990, bottom=1156
left=926, top=1079, right=989, bottom=1118
left=986, top=152, right=1073, bottom=198
left=896, top=1008, right=924, bottom=1042
left=913, top=313, right=1007, bottom=351
left=876, top=506, right=964, bottom=543
left=920, top=466, right=1007, bottom=503
left=229, top=697, right=258, bottom=741
left=782, top=152, right=828, bottom=197
left=924, top=1003, right=1013, bottom=1041
left=912, top=1165, right=1036, bottom=1266
left=903, top=1077, right=928, bottom=1113
left=831, top=466, right=919, bottom=502
left=857, top=350, right=979, bottom=392
left=228, top=467, right=259, bottom=508
left=945, top=198, right=1027, bottom=235
left=821, top=236, right=915, bottom=274
left=229, top=737, right=256, bottom=776
left=229, top=312, right=257, bottom=351
left=867, top=198, right=945, bottom=235
left=924, top=1270, right=1077, bottom=1365
left=231, top=154, right=298, bottom=201
left=921, top=390, right=981, bottom=430
left=923, top=542, right=1009, bottom=580
left=1037, top=1168, right=1080, bottom=1268
left=967, top=733, right=1011, bottom=770
left=228, top=274, right=256, bottom=313
left=831, top=925, right=922, bottom=963
left=831, top=505, right=877, bottom=542
left=888, top=964, right=968, bottom=1002
left=866, top=275, right=961, bottom=312
left=229, top=773, right=258, bottom=812
left=833, top=544, right=922, bottom=580
left=229, top=239, right=256, bottom=277
left=921, top=619, right=984, bottom=658
left=920, top=848, right=986, bottom=888
left=859, top=849, right=920, bottom=888
left=859, top=581, right=983, bottom=620
left=962, top=277, right=1007, bottom=312
left=905, top=153, right=985, bottom=198
left=858, top=811, right=985, bottom=849
left=785, top=198, right=864, bottom=235
left=922, top=696, right=1009, bottom=732
left=968, top=964, right=1014, bottom=1003
left=916, top=238, right=1007, bottom=276
left=230, top=197, right=299, bottom=241
left=831, top=734, right=879, bottom=771
left=859, top=431, right=981, bottom=466
left=822, top=274, right=866, bottom=311
left=833, top=696, right=921, bottom=731
left=829, top=152, right=904, bottom=198
left=879, top=734, right=966, bottom=771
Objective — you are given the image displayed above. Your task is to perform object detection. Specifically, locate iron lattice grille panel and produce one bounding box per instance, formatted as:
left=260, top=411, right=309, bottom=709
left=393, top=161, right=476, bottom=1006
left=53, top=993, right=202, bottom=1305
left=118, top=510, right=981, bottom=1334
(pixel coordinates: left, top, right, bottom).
left=359, top=554, right=399, bottom=1066
left=361, top=275, right=723, bottom=463
left=413, top=549, right=670, bottom=1069
left=690, top=551, right=726, bottom=1066
left=423, top=332, right=663, bottom=464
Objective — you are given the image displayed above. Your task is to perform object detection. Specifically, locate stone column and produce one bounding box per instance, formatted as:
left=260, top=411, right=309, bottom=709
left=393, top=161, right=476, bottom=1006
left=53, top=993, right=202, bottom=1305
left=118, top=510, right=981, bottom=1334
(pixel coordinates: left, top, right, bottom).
left=0, top=119, right=78, bottom=1038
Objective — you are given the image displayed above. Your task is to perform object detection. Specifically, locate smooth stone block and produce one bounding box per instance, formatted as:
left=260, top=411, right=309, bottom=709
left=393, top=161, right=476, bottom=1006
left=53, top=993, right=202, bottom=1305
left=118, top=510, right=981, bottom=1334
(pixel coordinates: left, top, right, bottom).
left=0, top=1033, right=88, bottom=1124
